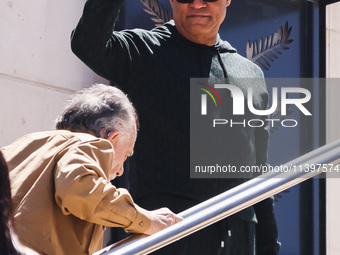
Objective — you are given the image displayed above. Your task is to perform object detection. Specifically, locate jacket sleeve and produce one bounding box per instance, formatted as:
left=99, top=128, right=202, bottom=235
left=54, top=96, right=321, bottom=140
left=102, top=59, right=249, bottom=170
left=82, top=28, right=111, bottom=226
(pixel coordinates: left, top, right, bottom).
left=70, top=0, right=154, bottom=84
left=54, top=138, right=151, bottom=233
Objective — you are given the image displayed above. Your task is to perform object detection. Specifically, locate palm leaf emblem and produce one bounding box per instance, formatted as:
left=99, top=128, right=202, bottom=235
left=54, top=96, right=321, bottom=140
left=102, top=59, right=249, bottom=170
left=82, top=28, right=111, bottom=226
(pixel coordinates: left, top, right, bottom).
left=140, top=0, right=171, bottom=26
left=246, top=22, right=294, bottom=70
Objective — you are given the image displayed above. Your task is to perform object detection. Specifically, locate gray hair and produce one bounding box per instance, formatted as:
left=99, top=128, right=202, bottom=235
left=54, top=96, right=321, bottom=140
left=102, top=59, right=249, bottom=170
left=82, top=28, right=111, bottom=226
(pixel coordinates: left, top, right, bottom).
left=56, top=84, right=138, bottom=138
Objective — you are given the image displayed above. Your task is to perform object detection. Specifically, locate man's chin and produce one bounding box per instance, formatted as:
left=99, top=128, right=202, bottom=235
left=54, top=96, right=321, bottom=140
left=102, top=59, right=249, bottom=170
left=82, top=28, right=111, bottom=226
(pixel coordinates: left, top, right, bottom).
left=185, top=21, right=212, bottom=32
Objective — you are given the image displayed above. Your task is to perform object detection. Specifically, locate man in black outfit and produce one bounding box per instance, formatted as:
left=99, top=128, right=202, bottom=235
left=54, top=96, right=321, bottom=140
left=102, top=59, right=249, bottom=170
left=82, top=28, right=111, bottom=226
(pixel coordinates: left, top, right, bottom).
left=71, top=0, right=280, bottom=254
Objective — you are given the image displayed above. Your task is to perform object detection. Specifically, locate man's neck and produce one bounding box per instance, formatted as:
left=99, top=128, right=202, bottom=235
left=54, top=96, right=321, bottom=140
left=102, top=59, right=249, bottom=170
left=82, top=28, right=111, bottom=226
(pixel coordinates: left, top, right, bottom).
left=187, top=34, right=217, bottom=46
left=175, top=25, right=217, bottom=46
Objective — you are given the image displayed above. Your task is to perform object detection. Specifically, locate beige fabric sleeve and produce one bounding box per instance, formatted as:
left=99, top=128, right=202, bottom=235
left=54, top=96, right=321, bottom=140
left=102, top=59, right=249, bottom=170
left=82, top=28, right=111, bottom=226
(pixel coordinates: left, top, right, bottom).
left=54, top=138, right=151, bottom=233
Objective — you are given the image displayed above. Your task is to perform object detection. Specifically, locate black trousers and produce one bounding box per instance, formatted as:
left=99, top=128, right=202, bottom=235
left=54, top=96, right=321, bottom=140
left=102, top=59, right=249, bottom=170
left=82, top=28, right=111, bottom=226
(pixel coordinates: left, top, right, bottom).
left=136, top=194, right=256, bottom=255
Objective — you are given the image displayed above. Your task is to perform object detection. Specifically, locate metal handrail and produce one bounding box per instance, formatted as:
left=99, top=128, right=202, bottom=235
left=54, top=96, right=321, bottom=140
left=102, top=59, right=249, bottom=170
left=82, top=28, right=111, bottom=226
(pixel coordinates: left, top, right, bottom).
left=94, top=139, right=340, bottom=255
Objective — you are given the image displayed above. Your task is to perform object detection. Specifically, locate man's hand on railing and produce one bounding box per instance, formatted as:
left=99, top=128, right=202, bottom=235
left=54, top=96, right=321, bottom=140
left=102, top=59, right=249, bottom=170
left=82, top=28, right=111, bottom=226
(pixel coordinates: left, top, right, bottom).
left=144, top=208, right=183, bottom=235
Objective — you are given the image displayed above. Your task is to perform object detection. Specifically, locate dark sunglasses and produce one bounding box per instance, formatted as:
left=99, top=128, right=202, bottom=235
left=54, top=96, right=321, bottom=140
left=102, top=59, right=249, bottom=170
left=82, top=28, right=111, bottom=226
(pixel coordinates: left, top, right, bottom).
left=176, top=0, right=218, bottom=3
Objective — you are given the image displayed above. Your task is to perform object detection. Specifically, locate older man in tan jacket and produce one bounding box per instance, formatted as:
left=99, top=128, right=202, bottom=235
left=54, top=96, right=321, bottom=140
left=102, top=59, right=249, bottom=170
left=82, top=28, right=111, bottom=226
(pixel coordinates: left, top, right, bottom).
left=1, top=84, right=181, bottom=255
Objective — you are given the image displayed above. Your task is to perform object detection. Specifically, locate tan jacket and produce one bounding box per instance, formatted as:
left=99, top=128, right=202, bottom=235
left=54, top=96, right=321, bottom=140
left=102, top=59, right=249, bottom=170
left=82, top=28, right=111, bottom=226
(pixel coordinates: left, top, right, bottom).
left=1, top=130, right=151, bottom=255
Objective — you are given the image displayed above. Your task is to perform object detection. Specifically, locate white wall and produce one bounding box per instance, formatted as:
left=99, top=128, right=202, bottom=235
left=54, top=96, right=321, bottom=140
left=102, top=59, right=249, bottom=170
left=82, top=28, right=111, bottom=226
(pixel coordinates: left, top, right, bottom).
left=0, top=0, right=110, bottom=249
left=0, top=0, right=107, bottom=147
left=326, top=2, right=340, bottom=255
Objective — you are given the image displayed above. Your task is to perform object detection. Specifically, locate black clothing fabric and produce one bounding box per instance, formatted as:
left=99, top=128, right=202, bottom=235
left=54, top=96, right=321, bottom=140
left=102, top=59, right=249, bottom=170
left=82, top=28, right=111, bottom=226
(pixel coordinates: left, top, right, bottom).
left=71, top=0, right=280, bottom=254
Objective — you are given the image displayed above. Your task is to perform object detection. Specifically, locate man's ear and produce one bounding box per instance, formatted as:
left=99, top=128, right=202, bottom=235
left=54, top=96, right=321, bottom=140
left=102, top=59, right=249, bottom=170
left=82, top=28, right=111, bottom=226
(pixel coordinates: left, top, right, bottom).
left=108, top=131, right=120, bottom=144
left=227, top=0, right=232, bottom=7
